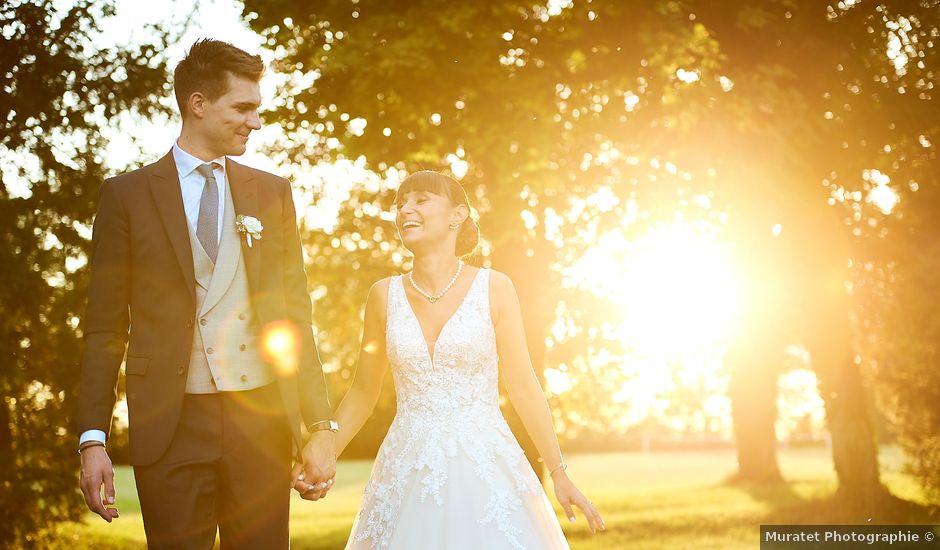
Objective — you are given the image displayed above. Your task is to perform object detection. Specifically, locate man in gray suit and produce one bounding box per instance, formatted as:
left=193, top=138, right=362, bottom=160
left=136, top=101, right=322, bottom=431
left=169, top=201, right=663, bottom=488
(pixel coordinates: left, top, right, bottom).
left=77, top=39, right=336, bottom=548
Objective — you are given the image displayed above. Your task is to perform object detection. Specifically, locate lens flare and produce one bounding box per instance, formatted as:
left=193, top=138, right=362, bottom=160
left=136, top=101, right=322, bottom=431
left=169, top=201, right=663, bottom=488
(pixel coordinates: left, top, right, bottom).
left=259, top=320, right=301, bottom=376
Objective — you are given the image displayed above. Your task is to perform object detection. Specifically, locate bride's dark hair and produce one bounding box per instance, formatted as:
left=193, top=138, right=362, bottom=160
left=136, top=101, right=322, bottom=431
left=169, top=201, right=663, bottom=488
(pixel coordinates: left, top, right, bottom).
left=396, top=171, right=480, bottom=257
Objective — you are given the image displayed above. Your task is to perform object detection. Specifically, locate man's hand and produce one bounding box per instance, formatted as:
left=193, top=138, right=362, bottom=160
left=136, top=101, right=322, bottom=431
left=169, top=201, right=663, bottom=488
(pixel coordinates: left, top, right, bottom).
left=79, top=446, right=120, bottom=522
left=291, top=431, right=336, bottom=501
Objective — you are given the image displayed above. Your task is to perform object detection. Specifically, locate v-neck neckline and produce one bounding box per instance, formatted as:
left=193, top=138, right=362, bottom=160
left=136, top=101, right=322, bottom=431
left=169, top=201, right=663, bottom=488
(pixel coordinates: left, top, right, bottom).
left=400, top=268, right=483, bottom=366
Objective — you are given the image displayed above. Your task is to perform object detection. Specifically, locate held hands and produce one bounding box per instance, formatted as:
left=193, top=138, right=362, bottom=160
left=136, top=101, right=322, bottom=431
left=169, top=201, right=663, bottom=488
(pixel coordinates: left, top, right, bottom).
left=552, top=468, right=605, bottom=534
left=79, top=446, right=120, bottom=523
left=291, top=431, right=337, bottom=501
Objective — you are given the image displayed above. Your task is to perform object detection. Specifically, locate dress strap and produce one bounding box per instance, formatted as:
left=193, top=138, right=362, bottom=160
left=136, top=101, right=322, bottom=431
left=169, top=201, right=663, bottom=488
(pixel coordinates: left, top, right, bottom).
left=478, top=267, right=491, bottom=293
left=469, top=267, right=491, bottom=313
left=386, top=274, right=405, bottom=320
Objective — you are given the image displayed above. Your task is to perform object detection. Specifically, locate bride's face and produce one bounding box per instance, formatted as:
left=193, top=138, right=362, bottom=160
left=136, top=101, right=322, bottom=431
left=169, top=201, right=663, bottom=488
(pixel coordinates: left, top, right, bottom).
left=395, top=190, right=458, bottom=253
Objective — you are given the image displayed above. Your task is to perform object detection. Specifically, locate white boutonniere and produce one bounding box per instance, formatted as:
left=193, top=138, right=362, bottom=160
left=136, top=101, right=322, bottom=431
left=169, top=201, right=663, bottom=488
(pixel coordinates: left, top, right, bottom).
left=235, top=215, right=263, bottom=247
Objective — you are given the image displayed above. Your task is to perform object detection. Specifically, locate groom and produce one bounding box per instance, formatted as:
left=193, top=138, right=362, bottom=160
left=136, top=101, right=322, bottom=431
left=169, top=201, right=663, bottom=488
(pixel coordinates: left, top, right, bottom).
left=78, top=39, right=336, bottom=548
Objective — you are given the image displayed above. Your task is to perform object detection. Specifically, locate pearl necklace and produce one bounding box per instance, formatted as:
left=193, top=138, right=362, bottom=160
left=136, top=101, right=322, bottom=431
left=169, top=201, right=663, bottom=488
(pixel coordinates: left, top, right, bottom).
left=409, top=260, right=464, bottom=303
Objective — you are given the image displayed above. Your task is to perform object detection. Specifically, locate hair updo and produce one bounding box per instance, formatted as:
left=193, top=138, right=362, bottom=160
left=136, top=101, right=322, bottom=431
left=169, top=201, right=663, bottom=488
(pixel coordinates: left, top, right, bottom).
left=396, top=170, right=480, bottom=258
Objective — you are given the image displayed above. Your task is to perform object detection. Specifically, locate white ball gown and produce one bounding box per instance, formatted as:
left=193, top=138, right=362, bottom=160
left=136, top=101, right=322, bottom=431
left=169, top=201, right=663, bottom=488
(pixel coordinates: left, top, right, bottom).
left=344, top=268, right=570, bottom=549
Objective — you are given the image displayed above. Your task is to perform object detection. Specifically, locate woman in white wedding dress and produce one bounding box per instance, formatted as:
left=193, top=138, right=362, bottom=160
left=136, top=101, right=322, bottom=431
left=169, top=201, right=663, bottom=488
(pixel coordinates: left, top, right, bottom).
left=333, top=170, right=604, bottom=549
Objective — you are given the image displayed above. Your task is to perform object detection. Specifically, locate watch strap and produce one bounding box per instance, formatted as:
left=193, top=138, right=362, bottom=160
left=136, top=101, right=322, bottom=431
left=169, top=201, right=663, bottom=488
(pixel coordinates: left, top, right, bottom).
left=307, top=419, right=338, bottom=433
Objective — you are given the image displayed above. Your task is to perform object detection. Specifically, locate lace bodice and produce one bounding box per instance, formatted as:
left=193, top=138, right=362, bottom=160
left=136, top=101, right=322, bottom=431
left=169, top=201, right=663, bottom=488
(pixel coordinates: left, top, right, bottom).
left=387, top=268, right=503, bottom=424
left=352, top=268, right=544, bottom=549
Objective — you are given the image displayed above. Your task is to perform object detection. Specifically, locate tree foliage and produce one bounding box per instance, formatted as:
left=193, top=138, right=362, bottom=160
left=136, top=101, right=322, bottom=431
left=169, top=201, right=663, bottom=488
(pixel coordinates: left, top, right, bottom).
left=0, top=1, right=171, bottom=543
left=244, top=0, right=939, bottom=504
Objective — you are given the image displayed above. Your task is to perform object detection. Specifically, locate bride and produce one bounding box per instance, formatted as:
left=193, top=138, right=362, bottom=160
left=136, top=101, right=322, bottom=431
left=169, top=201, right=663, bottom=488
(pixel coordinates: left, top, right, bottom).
left=329, top=170, right=603, bottom=549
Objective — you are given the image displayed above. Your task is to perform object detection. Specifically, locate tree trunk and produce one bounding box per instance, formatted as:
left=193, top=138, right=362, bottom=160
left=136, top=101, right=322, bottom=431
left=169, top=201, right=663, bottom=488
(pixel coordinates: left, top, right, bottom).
left=818, top=357, right=885, bottom=506
left=724, top=230, right=788, bottom=484
left=799, top=214, right=889, bottom=511
left=0, top=392, right=14, bottom=542
left=806, top=300, right=888, bottom=512
left=726, top=339, right=784, bottom=484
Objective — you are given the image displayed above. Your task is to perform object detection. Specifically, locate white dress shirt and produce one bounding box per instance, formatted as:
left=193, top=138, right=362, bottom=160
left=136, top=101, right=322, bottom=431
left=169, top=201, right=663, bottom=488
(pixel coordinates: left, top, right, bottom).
left=79, top=143, right=229, bottom=447
left=171, top=142, right=227, bottom=243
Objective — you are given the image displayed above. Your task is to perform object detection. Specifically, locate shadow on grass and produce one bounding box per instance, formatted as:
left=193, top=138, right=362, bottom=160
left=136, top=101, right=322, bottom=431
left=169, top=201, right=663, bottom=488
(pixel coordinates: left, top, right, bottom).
left=729, top=476, right=940, bottom=525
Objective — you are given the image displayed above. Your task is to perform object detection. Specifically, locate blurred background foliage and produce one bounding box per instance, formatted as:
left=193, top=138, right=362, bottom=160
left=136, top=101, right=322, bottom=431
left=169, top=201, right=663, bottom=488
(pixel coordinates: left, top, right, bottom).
left=0, top=0, right=175, bottom=544
left=241, top=0, right=939, bottom=506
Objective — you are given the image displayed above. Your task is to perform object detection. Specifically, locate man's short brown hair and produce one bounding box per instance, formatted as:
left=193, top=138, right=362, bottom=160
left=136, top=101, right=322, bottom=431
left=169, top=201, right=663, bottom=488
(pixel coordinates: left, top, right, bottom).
left=173, top=39, right=264, bottom=119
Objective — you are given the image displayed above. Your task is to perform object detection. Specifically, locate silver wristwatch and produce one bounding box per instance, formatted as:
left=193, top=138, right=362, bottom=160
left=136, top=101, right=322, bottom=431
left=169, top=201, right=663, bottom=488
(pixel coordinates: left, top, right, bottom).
left=308, top=419, right=339, bottom=433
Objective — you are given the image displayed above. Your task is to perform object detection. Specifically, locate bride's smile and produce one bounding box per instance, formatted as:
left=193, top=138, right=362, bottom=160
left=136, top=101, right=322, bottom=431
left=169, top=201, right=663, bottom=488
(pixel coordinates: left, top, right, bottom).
left=394, top=188, right=465, bottom=254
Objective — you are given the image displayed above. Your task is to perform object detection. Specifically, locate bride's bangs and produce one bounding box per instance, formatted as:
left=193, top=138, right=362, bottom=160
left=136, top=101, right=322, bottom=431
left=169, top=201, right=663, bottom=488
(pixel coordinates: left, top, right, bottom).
left=395, top=171, right=466, bottom=206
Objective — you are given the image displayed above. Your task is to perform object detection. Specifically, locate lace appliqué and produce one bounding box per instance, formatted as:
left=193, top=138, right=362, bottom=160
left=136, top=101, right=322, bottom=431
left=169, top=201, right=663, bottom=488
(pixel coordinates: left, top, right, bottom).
left=353, top=269, right=542, bottom=550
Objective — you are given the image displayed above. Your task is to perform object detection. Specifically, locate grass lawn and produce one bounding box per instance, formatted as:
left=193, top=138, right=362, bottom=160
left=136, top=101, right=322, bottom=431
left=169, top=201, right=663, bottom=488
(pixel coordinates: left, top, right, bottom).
left=38, top=446, right=938, bottom=549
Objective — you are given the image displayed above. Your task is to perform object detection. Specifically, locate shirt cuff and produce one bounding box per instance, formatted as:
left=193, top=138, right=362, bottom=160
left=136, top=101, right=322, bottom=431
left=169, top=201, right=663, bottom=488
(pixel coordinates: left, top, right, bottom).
left=79, top=430, right=107, bottom=445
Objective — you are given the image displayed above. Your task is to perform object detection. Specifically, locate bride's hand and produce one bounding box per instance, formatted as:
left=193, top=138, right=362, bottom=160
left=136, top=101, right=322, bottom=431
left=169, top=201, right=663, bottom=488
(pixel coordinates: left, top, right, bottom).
left=293, top=431, right=337, bottom=501
left=552, top=469, right=604, bottom=534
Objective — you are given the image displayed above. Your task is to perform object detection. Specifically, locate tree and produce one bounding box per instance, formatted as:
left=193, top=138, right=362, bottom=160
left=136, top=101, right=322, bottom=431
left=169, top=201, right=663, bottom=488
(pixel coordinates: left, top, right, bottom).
left=708, top=0, right=940, bottom=505
left=868, top=183, right=940, bottom=502
left=0, top=1, right=170, bottom=543
left=243, top=0, right=937, bottom=508
left=849, top=4, right=940, bottom=498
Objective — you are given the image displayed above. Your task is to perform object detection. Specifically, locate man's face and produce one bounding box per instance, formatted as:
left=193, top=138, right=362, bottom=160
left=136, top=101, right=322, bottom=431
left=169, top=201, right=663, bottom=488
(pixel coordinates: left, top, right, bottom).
left=199, top=73, right=262, bottom=157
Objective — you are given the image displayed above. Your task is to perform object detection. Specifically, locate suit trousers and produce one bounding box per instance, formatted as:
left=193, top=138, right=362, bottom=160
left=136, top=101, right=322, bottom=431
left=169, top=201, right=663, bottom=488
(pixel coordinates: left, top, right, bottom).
left=133, top=383, right=292, bottom=549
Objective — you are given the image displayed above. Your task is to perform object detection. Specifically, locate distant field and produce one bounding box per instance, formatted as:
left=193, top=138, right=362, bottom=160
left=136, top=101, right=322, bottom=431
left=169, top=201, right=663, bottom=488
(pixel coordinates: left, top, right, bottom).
left=37, top=446, right=936, bottom=549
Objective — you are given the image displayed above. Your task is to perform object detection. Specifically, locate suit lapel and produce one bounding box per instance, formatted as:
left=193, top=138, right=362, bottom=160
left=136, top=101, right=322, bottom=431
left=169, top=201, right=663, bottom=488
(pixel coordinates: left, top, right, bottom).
left=149, top=151, right=196, bottom=305
left=227, top=158, right=261, bottom=295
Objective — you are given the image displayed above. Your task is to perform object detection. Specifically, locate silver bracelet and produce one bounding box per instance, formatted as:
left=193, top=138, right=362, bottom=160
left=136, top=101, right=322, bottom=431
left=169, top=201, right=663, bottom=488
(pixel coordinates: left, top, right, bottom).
left=549, top=461, right=568, bottom=475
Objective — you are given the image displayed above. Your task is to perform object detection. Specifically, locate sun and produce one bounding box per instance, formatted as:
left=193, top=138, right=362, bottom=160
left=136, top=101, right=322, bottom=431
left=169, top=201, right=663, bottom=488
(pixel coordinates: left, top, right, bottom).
left=562, top=220, right=742, bottom=358
left=551, top=219, right=743, bottom=435
left=553, top=218, right=828, bottom=438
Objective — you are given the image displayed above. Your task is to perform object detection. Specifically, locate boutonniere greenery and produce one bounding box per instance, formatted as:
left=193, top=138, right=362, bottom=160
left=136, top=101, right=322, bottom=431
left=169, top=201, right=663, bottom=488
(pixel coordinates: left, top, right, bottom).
left=235, top=215, right=263, bottom=247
